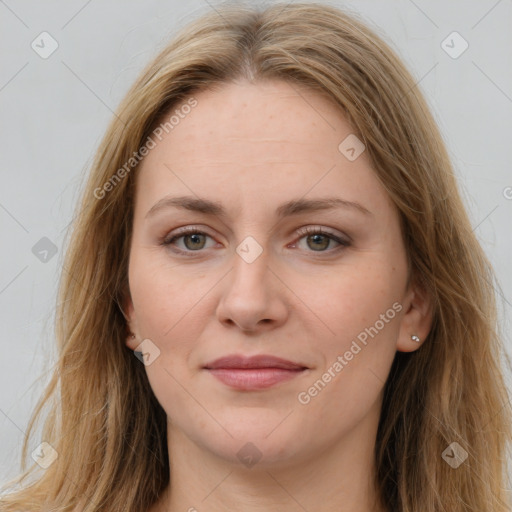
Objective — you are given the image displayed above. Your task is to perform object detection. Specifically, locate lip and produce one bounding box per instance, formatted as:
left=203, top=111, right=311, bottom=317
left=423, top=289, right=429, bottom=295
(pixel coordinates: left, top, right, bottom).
left=203, top=355, right=308, bottom=390
left=204, top=354, right=306, bottom=370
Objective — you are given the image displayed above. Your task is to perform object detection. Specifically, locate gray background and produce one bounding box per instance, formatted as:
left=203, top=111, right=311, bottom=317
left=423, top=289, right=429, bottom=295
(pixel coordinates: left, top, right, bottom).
left=1, top=0, right=511, bottom=481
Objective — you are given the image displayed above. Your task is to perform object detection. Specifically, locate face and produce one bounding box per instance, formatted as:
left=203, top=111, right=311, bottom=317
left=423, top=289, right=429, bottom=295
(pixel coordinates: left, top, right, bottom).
left=124, top=79, right=429, bottom=469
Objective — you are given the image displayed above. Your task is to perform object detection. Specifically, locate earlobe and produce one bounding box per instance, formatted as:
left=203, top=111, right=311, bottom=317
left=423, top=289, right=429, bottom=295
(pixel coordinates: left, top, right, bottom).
left=396, top=281, right=433, bottom=353
left=119, top=291, right=138, bottom=350
left=126, top=332, right=138, bottom=351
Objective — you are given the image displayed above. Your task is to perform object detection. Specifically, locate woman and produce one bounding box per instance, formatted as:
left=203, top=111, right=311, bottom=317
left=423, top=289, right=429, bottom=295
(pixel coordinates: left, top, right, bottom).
left=1, top=2, right=510, bottom=511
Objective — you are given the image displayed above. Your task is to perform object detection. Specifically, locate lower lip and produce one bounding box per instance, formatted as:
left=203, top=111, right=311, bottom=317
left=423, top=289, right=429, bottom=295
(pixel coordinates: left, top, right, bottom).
left=206, top=368, right=305, bottom=390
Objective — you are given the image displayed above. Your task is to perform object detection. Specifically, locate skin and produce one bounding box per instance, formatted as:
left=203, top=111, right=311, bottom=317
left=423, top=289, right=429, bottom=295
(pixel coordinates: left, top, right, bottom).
left=124, top=79, right=432, bottom=512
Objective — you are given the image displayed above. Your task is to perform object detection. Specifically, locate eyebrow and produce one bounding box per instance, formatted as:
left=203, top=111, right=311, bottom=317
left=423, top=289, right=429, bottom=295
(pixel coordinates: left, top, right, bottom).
left=145, top=195, right=373, bottom=220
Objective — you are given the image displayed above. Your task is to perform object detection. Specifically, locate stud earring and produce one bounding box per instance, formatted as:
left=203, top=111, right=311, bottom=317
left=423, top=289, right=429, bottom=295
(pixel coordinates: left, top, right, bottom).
left=411, top=335, right=421, bottom=343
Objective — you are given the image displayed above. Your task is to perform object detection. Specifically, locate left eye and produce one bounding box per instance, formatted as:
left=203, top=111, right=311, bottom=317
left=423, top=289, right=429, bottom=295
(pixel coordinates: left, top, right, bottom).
left=292, top=227, right=350, bottom=252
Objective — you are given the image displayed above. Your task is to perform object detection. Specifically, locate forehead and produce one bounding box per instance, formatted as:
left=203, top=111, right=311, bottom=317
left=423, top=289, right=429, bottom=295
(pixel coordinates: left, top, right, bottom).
left=133, top=79, right=392, bottom=220
left=175, top=79, right=351, bottom=150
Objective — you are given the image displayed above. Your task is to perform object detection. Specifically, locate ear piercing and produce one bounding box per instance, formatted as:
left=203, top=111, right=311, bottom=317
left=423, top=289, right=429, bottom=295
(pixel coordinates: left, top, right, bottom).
left=411, top=335, right=421, bottom=343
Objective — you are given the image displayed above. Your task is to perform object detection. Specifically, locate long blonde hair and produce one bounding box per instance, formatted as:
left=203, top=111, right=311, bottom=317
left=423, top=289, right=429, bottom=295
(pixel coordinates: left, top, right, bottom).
left=1, top=3, right=510, bottom=511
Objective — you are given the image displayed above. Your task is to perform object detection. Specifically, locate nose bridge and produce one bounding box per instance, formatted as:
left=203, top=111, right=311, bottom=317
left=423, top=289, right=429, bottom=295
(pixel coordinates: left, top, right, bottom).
left=215, top=231, right=288, bottom=331
left=230, top=234, right=270, bottom=294
left=225, top=205, right=284, bottom=292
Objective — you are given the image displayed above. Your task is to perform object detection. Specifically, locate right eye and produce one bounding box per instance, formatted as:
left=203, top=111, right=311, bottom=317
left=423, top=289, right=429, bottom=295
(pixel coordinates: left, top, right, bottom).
left=162, top=227, right=218, bottom=255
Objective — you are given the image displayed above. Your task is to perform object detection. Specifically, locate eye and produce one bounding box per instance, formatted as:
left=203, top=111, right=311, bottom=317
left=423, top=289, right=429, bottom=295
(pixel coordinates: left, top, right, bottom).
left=162, top=226, right=217, bottom=254
left=292, top=226, right=350, bottom=253
left=161, top=225, right=350, bottom=256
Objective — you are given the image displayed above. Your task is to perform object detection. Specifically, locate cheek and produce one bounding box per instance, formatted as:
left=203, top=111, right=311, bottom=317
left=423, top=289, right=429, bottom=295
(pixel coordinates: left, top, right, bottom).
left=292, top=264, right=402, bottom=438
left=129, top=262, right=211, bottom=416
left=301, top=256, right=404, bottom=403
left=129, top=252, right=215, bottom=341
left=127, top=258, right=220, bottom=406
left=312, top=259, right=403, bottom=340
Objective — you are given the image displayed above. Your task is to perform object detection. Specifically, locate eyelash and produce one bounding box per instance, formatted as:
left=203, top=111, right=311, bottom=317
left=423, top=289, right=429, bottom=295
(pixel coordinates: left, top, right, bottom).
left=161, top=225, right=351, bottom=257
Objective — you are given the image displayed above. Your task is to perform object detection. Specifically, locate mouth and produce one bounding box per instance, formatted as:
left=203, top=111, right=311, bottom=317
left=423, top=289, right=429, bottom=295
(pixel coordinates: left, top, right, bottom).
left=203, top=354, right=308, bottom=391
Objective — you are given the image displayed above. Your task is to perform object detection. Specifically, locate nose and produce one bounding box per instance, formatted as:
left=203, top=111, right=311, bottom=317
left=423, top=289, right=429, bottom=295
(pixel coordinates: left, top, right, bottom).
left=215, top=244, right=289, bottom=333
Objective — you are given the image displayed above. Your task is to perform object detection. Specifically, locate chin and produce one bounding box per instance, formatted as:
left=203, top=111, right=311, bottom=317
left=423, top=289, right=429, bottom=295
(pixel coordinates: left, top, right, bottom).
left=211, top=437, right=304, bottom=471
left=189, top=417, right=310, bottom=470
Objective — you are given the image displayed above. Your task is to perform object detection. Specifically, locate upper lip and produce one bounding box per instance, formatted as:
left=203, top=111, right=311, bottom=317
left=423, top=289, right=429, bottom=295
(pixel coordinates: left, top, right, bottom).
left=203, top=354, right=307, bottom=370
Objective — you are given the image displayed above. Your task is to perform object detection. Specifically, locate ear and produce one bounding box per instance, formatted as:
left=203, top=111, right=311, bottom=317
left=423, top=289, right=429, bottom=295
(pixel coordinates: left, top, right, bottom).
left=120, top=289, right=139, bottom=351
left=396, top=277, right=433, bottom=353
